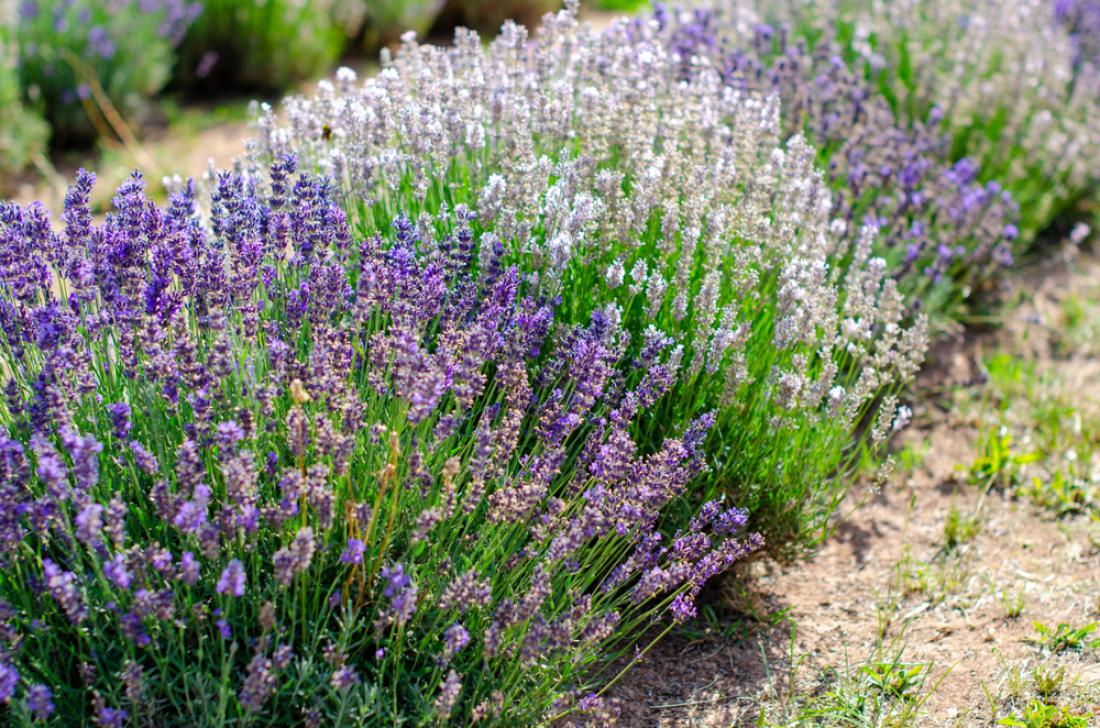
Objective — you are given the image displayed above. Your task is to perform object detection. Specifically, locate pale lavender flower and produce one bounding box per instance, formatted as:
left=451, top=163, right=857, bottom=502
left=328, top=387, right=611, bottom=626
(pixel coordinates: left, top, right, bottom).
left=216, top=559, right=246, bottom=597
left=433, top=670, right=462, bottom=720
left=330, top=665, right=360, bottom=691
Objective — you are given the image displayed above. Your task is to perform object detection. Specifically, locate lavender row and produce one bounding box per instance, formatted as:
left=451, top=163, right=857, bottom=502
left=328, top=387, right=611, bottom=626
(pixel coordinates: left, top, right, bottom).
left=248, top=4, right=927, bottom=560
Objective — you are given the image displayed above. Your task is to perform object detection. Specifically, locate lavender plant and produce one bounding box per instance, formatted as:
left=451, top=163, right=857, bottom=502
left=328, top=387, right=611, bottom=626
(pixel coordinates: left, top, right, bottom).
left=14, top=0, right=200, bottom=145
left=359, top=0, right=445, bottom=55
left=249, top=4, right=929, bottom=559
left=1056, top=0, right=1100, bottom=63
left=652, top=6, right=1019, bottom=321
left=0, top=161, right=762, bottom=724
left=0, top=8, right=47, bottom=178
left=173, top=0, right=357, bottom=92
left=727, top=0, right=1100, bottom=241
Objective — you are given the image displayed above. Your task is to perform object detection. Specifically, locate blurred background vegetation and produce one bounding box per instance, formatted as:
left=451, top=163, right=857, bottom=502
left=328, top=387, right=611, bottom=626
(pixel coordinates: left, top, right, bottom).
left=0, top=0, right=646, bottom=204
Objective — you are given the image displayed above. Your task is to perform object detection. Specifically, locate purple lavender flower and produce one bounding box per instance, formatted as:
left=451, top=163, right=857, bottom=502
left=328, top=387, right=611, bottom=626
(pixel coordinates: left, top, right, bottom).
left=380, top=563, right=418, bottom=628
left=439, top=570, right=493, bottom=613
left=339, top=537, right=365, bottom=564
left=669, top=593, right=697, bottom=623
left=442, top=623, right=470, bottom=661
left=27, top=683, right=55, bottom=718
left=216, top=559, right=246, bottom=597
left=106, top=402, right=132, bottom=440
left=96, top=706, right=128, bottom=728
left=42, top=558, right=87, bottom=623
left=178, top=551, right=200, bottom=585
left=173, top=483, right=211, bottom=535
left=0, top=660, right=17, bottom=702
left=75, top=502, right=105, bottom=548
left=60, top=426, right=102, bottom=491
left=120, top=610, right=151, bottom=647
left=103, top=553, right=133, bottom=590
left=330, top=665, right=360, bottom=691
left=239, top=648, right=275, bottom=712
left=129, top=440, right=159, bottom=475
left=215, top=420, right=245, bottom=453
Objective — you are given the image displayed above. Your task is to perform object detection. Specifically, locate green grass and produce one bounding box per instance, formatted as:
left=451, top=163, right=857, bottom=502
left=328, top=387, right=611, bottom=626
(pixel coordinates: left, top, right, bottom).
left=943, top=502, right=980, bottom=550
left=999, top=701, right=1092, bottom=728
left=1029, top=623, right=1100, bottom=655
left=963, top=350, right=1100, bottom=520
left=756, top=641, right=942, bottom=727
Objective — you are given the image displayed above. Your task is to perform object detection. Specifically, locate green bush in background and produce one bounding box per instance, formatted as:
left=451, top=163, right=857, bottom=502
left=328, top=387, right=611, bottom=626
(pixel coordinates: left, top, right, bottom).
left=435, top=0, right=562, bottom=34
left=173, top=0, right=356, bottom=92
left=360, top=0, right=445, bottom=53
left=0, top=21, right=47, bottom=179
left=14, top=0, right=198, bottom=146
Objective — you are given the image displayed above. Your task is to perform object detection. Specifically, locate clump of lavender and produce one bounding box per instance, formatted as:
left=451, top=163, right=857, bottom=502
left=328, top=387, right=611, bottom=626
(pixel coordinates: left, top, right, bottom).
left=731, top=0, right=1100, bottom=241
left=0, top=163, right=760, bottom=724
left=249, top=2, right=928, bottom=559
left=652, top=6, right=1019, bottom=320
left=1056, top=0, right=1100, bottom=63
left=173, top=0, right=360, bottom=93
left=0, top=12, right=47, bottom=178
left=15, top=0, right=201, bottom=144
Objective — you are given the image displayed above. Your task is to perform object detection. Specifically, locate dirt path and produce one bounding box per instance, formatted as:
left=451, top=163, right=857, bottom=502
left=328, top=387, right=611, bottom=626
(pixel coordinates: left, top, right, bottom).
left=612, top=246, right=1100, bottom=726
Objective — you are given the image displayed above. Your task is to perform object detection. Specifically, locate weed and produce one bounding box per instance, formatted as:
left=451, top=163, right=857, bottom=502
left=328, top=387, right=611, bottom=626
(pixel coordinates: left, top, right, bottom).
left=1031, top=665, right=1065, bottom=700
left=998, top=701, right=1092, bottom=728
left=1029, top=622, right=1100, bottom=654
left=969, top=427, right=1042, bottom=491
left=1000, top=589, right=1026, bottom=620
left=896, top=441, right=930, bottom=475
left=944, top=503, right=981, bottom=549
left=861, top=660, right=928, bottom=701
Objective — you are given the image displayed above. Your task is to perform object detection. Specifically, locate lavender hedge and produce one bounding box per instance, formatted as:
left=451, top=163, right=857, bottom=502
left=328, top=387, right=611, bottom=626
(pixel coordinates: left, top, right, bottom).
left=14, top=0, right=200, bottom=144
left=250, top=7, right=928, bottom=561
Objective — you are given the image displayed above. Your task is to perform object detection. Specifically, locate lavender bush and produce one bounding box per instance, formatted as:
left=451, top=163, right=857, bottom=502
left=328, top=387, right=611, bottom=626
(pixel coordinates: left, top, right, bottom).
left=249, top=4, right=928, bottom=559
left=14, top=0, right=200, bottom=144
left=731, top=0, right=1100, bottom=241
left=653, top=6, right=1020, bottom=321
left=0, top=161, right=763, bottom=724
left=173, top=0, right=357, bottom=93
left=0, top=11, right=47, bottom=178
left=1056, top=0, right=1100, bottom=63
left=359, top=0, right=445, bottom=55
